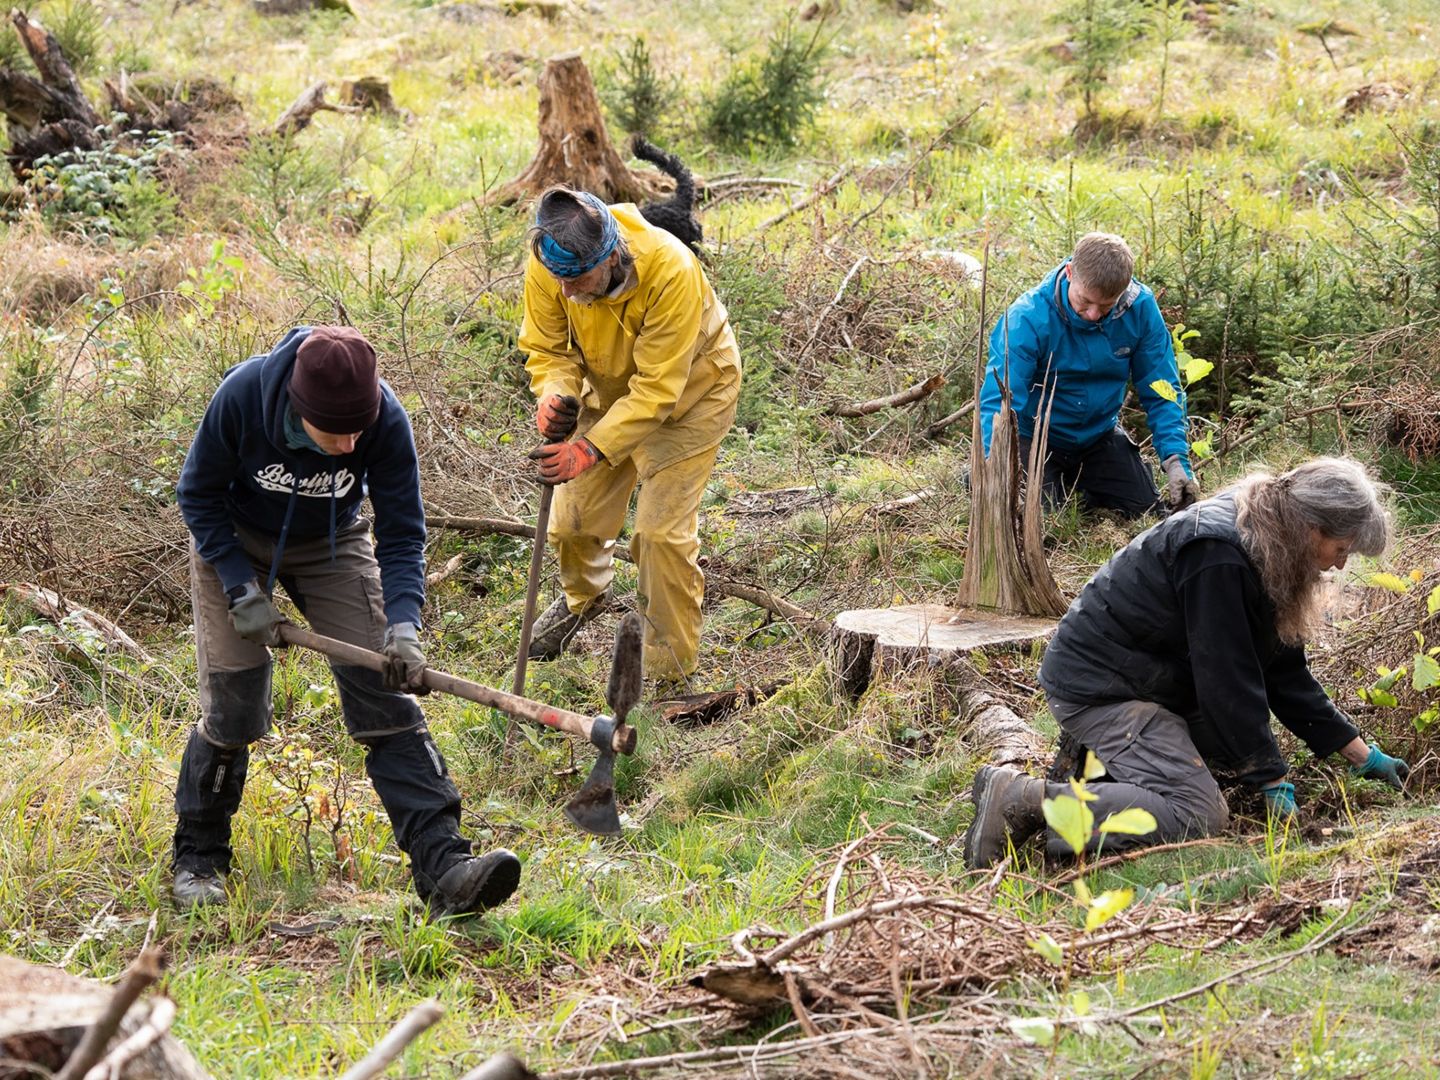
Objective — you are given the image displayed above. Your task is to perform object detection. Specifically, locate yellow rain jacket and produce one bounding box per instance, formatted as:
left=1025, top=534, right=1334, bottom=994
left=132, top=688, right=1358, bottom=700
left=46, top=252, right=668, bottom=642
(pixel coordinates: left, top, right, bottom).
left=520, top=204, right=741, bottom=469
left=519, top=205, right=741, bottom=680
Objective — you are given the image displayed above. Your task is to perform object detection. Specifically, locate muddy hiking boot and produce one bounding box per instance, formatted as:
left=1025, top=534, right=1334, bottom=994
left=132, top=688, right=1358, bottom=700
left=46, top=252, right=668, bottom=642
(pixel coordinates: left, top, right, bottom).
left=963, top=765, right=1047, bottom=870
left=428, top=849, right=522, bottom=919
left=527, top=591, right=612, bottom=661
left=173, top=868, right=227, bottom=911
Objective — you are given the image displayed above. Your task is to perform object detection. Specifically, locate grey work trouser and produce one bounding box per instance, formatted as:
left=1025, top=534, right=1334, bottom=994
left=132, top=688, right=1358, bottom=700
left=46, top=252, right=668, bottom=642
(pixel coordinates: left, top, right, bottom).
left=1044, top=697, right=1230, bottom=860
left=174, top=519, right=469, bottom=896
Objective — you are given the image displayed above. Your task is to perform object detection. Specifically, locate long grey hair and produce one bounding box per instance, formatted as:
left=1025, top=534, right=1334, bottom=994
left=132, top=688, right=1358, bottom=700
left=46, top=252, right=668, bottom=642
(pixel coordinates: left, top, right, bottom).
left=1232, top=456, right=1390, bottom=644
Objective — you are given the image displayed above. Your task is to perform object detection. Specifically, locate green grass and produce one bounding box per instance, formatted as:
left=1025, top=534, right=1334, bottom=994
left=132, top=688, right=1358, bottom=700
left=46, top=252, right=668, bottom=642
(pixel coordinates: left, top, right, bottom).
left=1, top=0, right=1440, bottom=1074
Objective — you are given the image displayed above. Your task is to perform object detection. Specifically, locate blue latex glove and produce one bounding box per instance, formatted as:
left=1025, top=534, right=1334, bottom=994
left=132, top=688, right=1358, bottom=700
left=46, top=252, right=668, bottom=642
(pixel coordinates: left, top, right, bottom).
left=1260, top=780, right=1297, bottom=819
left=1352, top=744, right=1409, bottom=791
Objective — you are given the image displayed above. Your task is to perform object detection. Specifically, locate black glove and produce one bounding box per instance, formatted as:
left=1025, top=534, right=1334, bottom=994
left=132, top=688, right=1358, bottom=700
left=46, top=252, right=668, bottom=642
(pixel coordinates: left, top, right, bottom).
left=227, top=581, right=283, bottom=646
left=537, top=394, right=581, bottom=440
left=382, top=621, right=429, bottom=695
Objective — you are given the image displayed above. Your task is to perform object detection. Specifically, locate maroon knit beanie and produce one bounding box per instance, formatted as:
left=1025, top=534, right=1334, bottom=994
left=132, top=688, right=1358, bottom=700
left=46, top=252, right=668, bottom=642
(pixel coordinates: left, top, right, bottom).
left=289, top=326, right=381, bottom=434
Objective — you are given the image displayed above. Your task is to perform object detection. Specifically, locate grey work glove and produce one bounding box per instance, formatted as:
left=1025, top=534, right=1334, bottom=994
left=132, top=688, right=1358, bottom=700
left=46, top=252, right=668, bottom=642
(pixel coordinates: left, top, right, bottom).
left=382, top=621, right=429, bottom=695
left=1162, top=455, right=1201, bottom=512
left=227, top=580, right=284, bottom=647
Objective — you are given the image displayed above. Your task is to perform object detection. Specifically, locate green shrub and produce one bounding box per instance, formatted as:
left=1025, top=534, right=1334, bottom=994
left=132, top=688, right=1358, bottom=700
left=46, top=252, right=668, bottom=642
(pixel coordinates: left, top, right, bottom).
left=597, top=34, right=675, bottom=139
left=703, top=13, right=830, bottom=151
left=49, top=0, right=103, bottom=75
left=28, top=124, right=178, bottom=240
left=1055, top=0, right=1144, bottom=127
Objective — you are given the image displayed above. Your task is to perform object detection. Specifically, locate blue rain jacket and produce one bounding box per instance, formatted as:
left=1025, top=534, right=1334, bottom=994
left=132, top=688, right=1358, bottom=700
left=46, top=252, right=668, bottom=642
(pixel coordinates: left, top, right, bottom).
left=979, top=261, right=1191, bottom=469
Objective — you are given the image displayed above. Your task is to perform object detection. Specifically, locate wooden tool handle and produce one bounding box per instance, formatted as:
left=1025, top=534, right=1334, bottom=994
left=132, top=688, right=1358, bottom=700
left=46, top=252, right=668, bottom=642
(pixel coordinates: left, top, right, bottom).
left=277, top=624, right=636, bottom=754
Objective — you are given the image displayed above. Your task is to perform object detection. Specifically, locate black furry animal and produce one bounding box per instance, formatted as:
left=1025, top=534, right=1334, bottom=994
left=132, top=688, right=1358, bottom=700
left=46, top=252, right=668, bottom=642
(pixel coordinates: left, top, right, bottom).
left=632, top=136, right=703, bottom=252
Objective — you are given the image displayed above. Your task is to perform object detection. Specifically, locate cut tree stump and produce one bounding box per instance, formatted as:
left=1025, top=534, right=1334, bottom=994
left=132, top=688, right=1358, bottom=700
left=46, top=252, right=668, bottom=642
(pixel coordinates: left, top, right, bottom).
left=484, top=51, right=667, bottom=207
left=829, top=603, right=1055, bottom=699
left=339, top=76, right=402, bottom=117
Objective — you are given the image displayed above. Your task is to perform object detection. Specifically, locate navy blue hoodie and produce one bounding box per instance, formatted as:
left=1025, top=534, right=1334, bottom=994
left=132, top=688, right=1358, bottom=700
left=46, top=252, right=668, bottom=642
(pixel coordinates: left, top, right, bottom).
left=177, top=326, right=426, bottom=628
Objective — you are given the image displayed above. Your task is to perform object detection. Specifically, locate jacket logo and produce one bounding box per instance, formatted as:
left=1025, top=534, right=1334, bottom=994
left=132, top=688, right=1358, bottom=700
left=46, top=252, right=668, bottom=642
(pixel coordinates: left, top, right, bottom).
left=253, top=463, right=356, bottom=498
left=1114, top=347, right=1132, bottom=356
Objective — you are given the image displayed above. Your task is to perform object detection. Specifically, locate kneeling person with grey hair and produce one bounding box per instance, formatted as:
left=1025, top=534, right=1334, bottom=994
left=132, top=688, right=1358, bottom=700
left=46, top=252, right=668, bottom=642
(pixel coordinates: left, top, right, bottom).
left=172, top=325, right=520, bottom=914
left=964, top=456, right=1409, bottom=868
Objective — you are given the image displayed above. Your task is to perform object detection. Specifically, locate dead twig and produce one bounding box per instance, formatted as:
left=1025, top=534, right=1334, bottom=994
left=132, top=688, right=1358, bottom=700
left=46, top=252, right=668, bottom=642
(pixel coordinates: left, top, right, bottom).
left=753, top=166, right=851, bottom=232
left=54, top=948, right=165, bottom=1080
left=82, top=997, right=176, bottom=1080
left=337, top=1000, right=444, bottom=1080
left=924, top=400, right=976, bottom=438
left=828, top=373, right=946, bottom=418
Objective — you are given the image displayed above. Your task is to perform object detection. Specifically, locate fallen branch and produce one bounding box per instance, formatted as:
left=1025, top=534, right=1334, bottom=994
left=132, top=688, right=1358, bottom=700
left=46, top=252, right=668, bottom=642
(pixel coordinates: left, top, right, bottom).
left=270, top=80, right=360, bottom=137
left=426, top=511, right=826, bottom=629
left=83, top=996, right=176, bottom=1080
left=657, top=681, right=786, bottom=725
left=0, top=582, right=154, bottom=663
left=924, top=400, right=975, bottom=438
left=753, top=165, right=851, bottom=232
left=710, top=579, right=826, bottom=631
left=54, top=947, right=165, bottom=1080
left=828, top=373, right=946, bottom=418
left=426, top=512, right=537, bottom=541
left=337, top=1000, right=444, bottom=1080
left=425, top=553, right=465, bottom=587
left=456, top=1051, right=538, bottom=1080
left=870, top=489, right=934, bottom=517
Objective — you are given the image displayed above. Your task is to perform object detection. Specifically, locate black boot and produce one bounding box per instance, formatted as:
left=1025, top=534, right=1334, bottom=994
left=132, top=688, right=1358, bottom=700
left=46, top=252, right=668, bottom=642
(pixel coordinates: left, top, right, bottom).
left=357, top=725, right=476, bottom=898
left=173, top=727, right=248, bottom=876
left=429, top=850, right=522, bottom=918
left=963, top=765, right=1046, bottom=870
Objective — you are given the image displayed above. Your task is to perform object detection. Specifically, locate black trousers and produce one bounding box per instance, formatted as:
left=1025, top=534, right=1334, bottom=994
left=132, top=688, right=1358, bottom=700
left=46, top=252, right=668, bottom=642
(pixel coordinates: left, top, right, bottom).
left=174, top=525, right=471, bottom=897
left=1019, top=428, right=1161, bottom=519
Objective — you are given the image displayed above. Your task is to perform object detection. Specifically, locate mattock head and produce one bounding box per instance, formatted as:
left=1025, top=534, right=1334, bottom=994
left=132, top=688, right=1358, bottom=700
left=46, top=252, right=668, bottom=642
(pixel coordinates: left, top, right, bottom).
left=605, top=611, right=644, bottom=724
left=564, top=612, right=645, bottom=837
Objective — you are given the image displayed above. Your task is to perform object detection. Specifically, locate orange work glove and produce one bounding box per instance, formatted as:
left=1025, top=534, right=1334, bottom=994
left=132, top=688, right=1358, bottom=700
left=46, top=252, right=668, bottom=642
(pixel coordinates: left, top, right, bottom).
left=529, top=438, right=601, bottom=485
left=536, top=394, right=580, bottom=439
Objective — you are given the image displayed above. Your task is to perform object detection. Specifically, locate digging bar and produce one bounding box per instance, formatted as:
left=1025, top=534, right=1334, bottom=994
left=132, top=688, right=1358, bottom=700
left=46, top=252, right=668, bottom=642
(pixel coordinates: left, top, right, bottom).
left=275, top=623, right=637, bottom=834
left=513, top=435, right=561, bottom=698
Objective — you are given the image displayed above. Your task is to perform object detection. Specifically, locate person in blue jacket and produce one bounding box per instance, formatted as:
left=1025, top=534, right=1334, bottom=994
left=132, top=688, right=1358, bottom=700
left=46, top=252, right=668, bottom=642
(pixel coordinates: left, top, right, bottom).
left=980, top=232, right=1201, bottom=518
left=172, top=325, right=520, bottom=916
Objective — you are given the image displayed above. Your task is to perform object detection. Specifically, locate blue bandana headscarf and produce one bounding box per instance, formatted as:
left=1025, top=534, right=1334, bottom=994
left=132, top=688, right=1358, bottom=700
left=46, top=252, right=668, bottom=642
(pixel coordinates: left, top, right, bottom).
left=535, top=192, right=620, bottom=278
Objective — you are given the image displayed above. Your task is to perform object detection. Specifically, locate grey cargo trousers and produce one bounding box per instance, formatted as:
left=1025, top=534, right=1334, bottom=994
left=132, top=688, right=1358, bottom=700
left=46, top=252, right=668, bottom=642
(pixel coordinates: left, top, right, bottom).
left=1043, top=697, right=1230, bottom=859
left=173, top=518, right=470, bottom=897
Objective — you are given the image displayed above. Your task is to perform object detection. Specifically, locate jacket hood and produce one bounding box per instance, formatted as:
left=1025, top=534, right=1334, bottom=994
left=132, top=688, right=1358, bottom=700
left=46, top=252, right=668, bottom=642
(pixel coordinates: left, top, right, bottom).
left=1045, top=260, right=1142, bottom=329
left=257, top=325, right=315, bottom=451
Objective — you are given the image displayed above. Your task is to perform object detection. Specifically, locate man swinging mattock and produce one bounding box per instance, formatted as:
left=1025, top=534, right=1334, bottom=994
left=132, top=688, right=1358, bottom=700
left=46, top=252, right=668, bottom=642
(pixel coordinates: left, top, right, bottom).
left=171, top=325, right=520, bottom=915
left=519, top=186, right=741, bottom=685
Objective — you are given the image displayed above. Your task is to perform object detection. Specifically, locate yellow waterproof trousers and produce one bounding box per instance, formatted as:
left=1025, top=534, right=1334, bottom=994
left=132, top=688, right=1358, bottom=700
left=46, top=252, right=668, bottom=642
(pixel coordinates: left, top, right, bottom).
left=550, top=385, right=737, bottom=681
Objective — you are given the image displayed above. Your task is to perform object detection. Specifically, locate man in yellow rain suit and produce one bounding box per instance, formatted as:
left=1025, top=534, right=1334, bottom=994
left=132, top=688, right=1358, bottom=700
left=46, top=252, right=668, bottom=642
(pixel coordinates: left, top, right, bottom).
left=519, top=186, right=741, bottom=683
